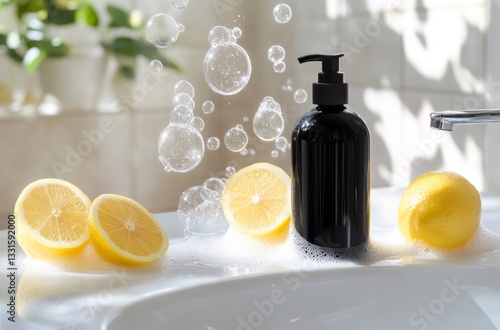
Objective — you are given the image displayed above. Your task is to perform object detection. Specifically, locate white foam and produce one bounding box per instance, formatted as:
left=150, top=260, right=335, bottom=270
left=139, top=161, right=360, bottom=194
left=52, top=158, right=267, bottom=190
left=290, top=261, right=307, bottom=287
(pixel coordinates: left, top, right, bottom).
left=21, top=223, right=500, bottom=275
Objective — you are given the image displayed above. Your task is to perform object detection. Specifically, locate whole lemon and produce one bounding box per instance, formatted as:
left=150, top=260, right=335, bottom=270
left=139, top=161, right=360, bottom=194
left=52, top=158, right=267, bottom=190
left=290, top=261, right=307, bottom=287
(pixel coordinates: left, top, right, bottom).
left=397, top=171, right=481, bottom=249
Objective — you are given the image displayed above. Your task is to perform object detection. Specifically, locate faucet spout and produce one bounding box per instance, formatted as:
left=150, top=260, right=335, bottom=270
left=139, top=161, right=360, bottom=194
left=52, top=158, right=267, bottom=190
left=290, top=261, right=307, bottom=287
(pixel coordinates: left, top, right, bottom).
left=429, top=109, right=500, bottom=131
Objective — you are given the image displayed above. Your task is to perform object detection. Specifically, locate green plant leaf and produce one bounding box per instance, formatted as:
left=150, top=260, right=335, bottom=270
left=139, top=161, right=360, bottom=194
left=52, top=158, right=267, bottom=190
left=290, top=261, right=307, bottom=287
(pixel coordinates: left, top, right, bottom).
left=25, top=36, right=70, bottom=57
left=76, top=2, right=99, bottom=27
left=107, top=37, right=140, bottom=57
left=107, top=4, right=133, bottom=29
left=0, top=0, right=14, bottom=7
left=16, top=0, right=45, bottom=19
left=7, top=48, right=23, bottom=63
left=23, top=47, right=47, bottom=73
left=45, top=0, right=76, bottom=25
left=119, top=65, right=135, bottom=79
left=0, top=32, right=23, bottom=63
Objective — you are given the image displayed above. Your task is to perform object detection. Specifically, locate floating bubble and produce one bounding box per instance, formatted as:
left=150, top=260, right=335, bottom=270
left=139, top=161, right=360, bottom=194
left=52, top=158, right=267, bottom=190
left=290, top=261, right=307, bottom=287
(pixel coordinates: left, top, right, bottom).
left=191, top=116, right=205, bottom=131
left=271, top=150, right=279, bottom=158
left=204, top=26, right=251, bottom=95
left=232, top=27, right=242, bottom=39
left=171, top=0, right=189, bottom=9
left=145, top=13, right=184, bottom=48
left=202, top=101, right=215, bottom=114
left=173, top=80, right=195, bottom=99
left=208, top=26, right=234, bottom=46
left=273, top=60, right=286, bottom=73
left=267, top=45, right=285, bottom=63
left=253, top=98, right=285, bottom=141
left=294, top=88, right=308, bottom=103
left=207, top=137, right=220, bottom=151
left=225, top=166, right=236, bottom=177
left=275, top=136, right=288, bottom=151
left=273, top=3, right=292, bottom=24
left=149, top=60, right=163, bottom=74
left=158, top=123, right=205, bottom=173
left=202, top=177, right=226, bottom=200
left=242, top=116, right=249, bottom=122
left=170, top=104, right=194, bottom=124
left=239, top=148, right=248, bottom=156
left=177, top=185, right=228, bottom=236
left=172, top=92, right=195, bottom=109
left=248, top=148, right=256, bottom=156
left=224, top=124, right=248, bottom=152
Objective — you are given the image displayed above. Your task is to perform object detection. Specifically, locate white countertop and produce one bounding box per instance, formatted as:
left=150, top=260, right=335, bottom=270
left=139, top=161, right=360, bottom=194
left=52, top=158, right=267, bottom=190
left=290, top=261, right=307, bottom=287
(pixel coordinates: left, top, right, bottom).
left=1, top=187, right=500, bottom=330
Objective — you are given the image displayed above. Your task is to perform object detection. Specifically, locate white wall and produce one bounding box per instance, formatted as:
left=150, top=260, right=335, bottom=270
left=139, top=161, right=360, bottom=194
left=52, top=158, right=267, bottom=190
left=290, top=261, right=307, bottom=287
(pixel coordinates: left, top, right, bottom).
left=0, top=0, right=498, bottom=228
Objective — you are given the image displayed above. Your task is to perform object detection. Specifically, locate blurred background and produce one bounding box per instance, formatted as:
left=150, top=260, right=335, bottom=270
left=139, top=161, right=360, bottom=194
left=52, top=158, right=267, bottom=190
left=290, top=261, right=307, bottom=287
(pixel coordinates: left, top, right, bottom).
left=1, top=0, right=499, bottom=228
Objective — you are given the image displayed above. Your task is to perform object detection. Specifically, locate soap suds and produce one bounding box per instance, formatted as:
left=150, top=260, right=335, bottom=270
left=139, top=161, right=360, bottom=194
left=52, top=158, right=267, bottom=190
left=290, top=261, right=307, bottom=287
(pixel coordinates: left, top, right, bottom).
left=21, top=223, right=500, bottom=274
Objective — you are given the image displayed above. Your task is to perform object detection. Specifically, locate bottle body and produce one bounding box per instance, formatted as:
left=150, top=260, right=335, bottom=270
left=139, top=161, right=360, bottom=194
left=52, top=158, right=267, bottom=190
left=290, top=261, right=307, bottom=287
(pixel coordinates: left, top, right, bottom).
left=292, top=105, right=370, bottom=248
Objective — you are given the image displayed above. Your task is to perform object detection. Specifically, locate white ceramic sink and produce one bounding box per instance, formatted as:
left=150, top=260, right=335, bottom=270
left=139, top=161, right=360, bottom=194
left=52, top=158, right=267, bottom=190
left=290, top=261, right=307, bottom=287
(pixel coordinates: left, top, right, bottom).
left=103, top=263, right=500, bottom=330
left=101, top=188, right=500, bottom=330
left=3, top=188, right=500, bottom=330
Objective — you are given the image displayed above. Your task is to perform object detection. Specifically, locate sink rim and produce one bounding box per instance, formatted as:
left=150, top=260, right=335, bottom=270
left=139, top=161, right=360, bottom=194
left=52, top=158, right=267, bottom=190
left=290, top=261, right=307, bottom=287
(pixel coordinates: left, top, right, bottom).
left=101, top=262, right=500, bottom=329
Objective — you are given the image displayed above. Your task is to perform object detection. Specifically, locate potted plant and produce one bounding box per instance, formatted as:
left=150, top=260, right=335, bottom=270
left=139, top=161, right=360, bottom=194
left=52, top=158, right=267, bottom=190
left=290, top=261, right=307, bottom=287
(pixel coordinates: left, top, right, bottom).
left=0, top=0, right=103, bottom=112
left=0, top=1, right=180, bottom=112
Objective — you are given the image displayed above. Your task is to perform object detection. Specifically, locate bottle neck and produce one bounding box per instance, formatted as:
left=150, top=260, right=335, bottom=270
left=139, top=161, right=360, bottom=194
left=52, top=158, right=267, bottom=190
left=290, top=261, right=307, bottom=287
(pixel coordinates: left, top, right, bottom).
left=316, top=104, right=346, bottom=112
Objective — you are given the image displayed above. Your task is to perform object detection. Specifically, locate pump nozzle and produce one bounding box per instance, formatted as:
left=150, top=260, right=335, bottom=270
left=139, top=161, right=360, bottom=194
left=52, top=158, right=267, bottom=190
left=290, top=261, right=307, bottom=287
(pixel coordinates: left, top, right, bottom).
left=298, top=53, right=348, bottom=106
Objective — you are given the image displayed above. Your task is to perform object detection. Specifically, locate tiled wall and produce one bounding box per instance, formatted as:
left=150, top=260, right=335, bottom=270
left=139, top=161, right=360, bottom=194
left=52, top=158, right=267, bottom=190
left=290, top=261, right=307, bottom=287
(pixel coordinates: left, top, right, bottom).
left=1, top=0, right=498, bottom=228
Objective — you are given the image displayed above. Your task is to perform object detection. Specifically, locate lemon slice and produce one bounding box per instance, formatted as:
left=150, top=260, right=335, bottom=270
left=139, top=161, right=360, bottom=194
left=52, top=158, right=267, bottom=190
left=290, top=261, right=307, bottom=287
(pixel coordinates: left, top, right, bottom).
left=88, top=194, right=169, bottom=266
left=221, top=162, right=291, bottom=237
left=14, top=178, right=91, bottom=258
left=398, top=171, right=481, bottom=249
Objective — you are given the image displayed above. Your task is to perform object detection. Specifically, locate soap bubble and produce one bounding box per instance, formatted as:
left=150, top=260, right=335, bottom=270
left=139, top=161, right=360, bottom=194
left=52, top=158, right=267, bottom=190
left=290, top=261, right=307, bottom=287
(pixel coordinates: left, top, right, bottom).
left=204, top=26, right=251, bottom=95
left=273, top=60, right=286, bottom=73
left=158, top=123, right=205, bottom=173
left=171, top=0, right=189, bottom=9
left=207, top=137, right=220, bottom=151
left=225, top=166, right=236, bottom=177
left=145, top=13, right=184, bottom=48
left=232, top=27, right=242, bottom=39
left=173, top=80, right=195, bottom=99
left=294, top=89, right=308, bottom=103
left=271, top=150, right=279, bottom=158
left=224, top=124, right=248, bottom=152
left=239, top=148, right=248, bottom=156
left=170, top=104, right=194, bottom=124
left=275, top=136, right=288, bottom=151
left=149, top=60, right=163, bottom=74
left=273, top=3, right=292, bottom=24
left=190, top=116, right=205, bottom=131
left=202, top=101, right=215, bottom=114
left=267, top=45, right=285, bottom=63
left=202, top=177, right=226, bottom=200
left=208, top=26, right=234, bottom=46
left=177, top=185, right=228, bottom=236
left=173, top=93, right=195, bottom=109
left=253, top=97, right=284, bottom=141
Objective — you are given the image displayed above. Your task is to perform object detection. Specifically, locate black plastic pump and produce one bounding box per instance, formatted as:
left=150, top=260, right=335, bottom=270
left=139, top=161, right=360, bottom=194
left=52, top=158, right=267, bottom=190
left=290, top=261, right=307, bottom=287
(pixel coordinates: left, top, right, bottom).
left=298, top=54, right=348, bottom=106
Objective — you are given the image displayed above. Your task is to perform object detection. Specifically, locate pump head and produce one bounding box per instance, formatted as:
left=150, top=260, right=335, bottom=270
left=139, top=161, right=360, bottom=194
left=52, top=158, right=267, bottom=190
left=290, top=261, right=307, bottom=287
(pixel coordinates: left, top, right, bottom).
left=298, top=54, right=348, bottom=106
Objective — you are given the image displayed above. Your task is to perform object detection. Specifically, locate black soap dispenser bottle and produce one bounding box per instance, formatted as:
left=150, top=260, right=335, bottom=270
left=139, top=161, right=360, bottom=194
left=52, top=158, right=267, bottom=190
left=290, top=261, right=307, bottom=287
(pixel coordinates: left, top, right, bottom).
left=292, top=54, right=370, bottom=249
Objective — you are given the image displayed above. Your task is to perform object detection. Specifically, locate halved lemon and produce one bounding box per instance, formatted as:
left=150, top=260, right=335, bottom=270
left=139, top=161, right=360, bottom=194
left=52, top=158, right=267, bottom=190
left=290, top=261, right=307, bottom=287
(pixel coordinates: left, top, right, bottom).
left=221, top=162, right=291, bottom=238
left=87, top=194, right=169, bottom=266
left=14, top=178, right=91, bottom=258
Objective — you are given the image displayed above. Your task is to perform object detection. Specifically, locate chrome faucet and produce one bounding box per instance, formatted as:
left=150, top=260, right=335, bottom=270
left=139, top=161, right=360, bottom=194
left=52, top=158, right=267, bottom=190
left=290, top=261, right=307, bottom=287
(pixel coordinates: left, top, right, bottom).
left=430, top=109, right=500, bottom=131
